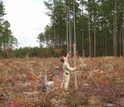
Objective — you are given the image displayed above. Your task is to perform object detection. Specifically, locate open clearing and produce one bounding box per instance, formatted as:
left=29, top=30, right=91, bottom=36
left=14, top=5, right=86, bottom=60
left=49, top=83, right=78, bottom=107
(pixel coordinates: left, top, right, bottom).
left=0, top=57, right=124, bottom=107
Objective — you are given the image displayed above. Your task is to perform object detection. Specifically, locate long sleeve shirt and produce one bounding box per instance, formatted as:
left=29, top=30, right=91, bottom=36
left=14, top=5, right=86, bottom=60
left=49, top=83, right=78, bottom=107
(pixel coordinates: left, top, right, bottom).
left=63, top=61, right=76, bottom=74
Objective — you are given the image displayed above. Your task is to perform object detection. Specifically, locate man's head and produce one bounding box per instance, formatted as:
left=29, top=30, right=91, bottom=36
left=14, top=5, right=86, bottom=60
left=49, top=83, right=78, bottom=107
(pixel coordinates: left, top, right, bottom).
left=60, top=57, right=67, bottom=63
left=60, top=51, right=72, bottom=63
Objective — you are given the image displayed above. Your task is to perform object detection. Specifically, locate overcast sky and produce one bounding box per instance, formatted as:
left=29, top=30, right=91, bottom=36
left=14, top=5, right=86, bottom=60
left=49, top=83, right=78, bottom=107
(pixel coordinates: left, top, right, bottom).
left=3, top=0, right=50, bottom=48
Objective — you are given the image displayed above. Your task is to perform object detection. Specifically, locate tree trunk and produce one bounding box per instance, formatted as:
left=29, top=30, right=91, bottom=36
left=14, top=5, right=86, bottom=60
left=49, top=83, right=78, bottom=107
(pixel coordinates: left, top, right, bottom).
left=81, top=3, right=84, bottom=57
left=82, top=30, right=84, bottom=57
left=53, top=0, right=57, bottom=48
left=67, top=3, right=72, bottom=52
left=113, top=0, right=117, bottom=56
left=104, top=31, right=107, bottom=56
left=93, top=16, right=96, bottom=57
left=119, top=29, right=122, bottom=56
left=122, top=14, right=124, bottom=56
left=88, top=15, right=91, bottom=57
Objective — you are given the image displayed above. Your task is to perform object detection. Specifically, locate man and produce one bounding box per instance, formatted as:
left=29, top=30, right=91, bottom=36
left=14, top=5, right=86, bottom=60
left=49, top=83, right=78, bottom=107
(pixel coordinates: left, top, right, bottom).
left=60, top=52, right=76, bottom=91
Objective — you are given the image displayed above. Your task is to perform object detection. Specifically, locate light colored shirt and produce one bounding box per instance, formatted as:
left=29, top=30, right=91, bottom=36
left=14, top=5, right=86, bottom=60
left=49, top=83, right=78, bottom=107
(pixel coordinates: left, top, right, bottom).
left=63, top=61, right=75, bottom=74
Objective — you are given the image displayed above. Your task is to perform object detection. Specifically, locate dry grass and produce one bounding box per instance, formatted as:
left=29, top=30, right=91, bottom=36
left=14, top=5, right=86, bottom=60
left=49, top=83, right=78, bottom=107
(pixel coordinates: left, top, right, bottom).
left=0, top=57, right=124, bottom=107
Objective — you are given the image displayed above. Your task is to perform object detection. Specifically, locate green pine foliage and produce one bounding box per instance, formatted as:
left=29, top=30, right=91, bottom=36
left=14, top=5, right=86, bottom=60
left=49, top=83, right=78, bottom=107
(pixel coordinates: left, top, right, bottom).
left=0, top=0, right=18, bottom=58
left=37, top=0, right=124, bottom=57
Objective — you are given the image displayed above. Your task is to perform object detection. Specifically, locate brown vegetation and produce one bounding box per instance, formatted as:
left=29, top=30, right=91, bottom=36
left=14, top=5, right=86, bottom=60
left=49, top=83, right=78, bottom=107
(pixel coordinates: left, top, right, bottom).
left=0, top=57, right=124, bottom=107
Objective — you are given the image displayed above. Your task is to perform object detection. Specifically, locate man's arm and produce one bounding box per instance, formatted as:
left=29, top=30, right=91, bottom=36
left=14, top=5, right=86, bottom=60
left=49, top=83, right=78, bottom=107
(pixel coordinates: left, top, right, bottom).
left=66, top=63, right=76, bottom=71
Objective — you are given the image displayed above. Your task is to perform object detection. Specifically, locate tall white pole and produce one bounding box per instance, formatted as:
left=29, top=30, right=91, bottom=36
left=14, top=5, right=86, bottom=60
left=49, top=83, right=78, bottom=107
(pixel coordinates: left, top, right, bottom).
left=73, top=0, right=78, bottom=90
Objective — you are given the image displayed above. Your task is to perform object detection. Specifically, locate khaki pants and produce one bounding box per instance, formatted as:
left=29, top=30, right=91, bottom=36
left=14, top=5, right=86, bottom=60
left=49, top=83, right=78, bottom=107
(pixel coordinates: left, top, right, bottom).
left=61, top=72, right=70, bottom=91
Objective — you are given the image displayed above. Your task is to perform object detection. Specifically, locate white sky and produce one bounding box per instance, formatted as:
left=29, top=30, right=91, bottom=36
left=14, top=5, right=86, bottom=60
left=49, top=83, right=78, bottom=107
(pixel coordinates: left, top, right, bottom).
left=3, top=0, right=50, bottom=48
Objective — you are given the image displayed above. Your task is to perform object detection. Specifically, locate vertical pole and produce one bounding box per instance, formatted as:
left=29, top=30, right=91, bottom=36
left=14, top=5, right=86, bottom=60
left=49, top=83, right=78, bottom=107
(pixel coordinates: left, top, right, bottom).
left=73, top=0, right=78, bottom=90
left=73, top=0, right=76, bottom=45
left=73, top=43, right=76, bottom=67
left=73, top=43, right=78, bottom=90
left=66, top=6, right=69, bottom=53
left=69, top=3, right=72, bottom=52
left=69, top=20, right=72, bottom=52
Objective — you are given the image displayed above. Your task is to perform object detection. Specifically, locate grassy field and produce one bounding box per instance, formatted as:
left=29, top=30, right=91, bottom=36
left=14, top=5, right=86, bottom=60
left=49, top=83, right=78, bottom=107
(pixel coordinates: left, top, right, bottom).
left=0, top=57, right=124, bottom=107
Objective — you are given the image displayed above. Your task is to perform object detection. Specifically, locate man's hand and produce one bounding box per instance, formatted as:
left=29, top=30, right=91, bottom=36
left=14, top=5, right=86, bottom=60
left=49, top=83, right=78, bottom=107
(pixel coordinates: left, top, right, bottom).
left=68, top=51, right=71, bottom=54
left=66, top=51, right=72, bottom=58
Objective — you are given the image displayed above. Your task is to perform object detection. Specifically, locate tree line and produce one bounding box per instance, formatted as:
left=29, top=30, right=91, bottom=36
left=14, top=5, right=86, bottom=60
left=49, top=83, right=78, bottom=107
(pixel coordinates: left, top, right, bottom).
left=37, top=0, right=124, bottom=57
left=1, top=0, right=124, bottom=58
left=0, top=0, right=17, bottom=58
left=0, top=0, right=64, bottom=58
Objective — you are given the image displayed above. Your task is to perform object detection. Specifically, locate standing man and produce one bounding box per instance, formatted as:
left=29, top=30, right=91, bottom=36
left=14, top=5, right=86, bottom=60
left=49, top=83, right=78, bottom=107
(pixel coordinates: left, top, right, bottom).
left=60, top=52, right=76, bottom=91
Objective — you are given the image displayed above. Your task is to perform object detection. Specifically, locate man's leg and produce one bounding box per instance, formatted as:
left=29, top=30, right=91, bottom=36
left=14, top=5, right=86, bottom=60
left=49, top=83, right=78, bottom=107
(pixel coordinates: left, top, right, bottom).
left=64, top=73, right=70, bottom=91
left=60, top=72, right=65, bottom=89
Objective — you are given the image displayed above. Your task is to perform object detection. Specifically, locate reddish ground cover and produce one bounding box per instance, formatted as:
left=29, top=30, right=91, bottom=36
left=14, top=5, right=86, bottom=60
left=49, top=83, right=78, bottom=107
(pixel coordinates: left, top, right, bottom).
left=0, top=57, right=124, bottom=107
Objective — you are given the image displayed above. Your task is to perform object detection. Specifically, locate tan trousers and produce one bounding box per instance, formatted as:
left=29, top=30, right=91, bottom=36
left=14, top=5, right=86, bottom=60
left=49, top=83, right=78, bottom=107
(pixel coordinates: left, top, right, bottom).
left=61, top=72, right=70, bottom=91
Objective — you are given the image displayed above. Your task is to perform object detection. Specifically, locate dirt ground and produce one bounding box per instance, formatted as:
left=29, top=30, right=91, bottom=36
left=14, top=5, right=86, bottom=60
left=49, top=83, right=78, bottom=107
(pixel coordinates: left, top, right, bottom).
left=0, top=57, right=124, bottom=107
